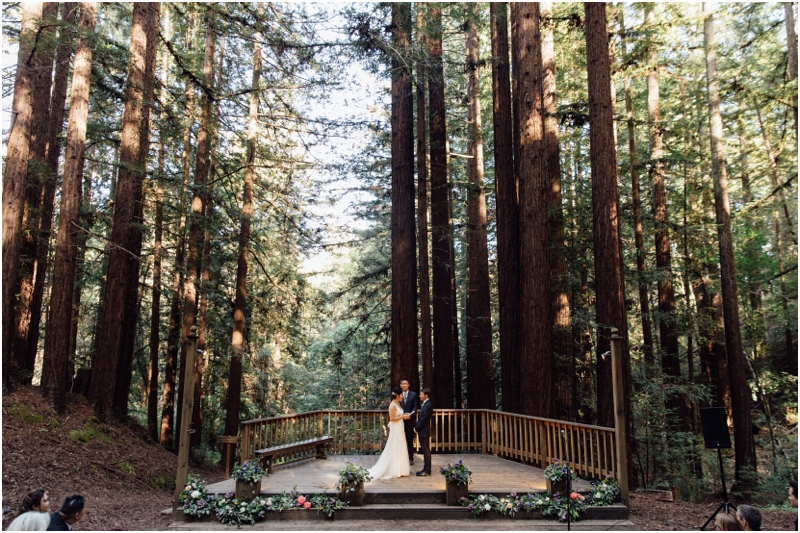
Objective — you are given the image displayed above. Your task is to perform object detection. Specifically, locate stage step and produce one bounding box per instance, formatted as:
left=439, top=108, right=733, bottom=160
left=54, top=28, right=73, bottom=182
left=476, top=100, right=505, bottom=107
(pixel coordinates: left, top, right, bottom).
left=172, top=502, right=628, bottom=524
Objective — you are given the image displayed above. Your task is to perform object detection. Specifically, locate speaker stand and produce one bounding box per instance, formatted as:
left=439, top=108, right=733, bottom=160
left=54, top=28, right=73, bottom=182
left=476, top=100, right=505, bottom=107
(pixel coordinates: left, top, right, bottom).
left=700, top=448, right=736, bottom=530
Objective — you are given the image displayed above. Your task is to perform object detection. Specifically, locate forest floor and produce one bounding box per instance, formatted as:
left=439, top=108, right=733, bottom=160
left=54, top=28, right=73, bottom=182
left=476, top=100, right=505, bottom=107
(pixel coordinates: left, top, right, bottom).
left=2, top=387, right=796, bottom=531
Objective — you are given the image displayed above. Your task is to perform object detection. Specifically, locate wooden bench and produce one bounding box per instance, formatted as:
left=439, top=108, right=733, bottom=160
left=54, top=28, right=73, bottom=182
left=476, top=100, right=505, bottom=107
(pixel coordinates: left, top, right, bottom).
left=255, top=436, right=333, bottom=474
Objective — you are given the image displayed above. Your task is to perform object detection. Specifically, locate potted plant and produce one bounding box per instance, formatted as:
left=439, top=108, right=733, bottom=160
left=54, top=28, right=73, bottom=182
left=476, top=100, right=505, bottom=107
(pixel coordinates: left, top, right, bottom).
left=440, top=460, right=471, bottom=506
left=232, top=460, right=267, bottom=499
left=337, top=459, right=372, bottom=506
left=543, top=458, right=578, bottom=497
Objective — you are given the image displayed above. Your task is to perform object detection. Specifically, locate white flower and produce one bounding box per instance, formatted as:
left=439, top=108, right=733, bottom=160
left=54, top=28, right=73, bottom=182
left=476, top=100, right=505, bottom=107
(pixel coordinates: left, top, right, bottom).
left=190, top=491, right=201, bottom=499
left=479, top=495, right=485, bottom=501
left=500, top=499, right=506, bottom=503
left=601, top=483, right=608, bottom=490
left=266, top=498, right=272, bottom=506
left=185, top=485, right=191, bottom=491
left=484, top=504, right=491, bottom=511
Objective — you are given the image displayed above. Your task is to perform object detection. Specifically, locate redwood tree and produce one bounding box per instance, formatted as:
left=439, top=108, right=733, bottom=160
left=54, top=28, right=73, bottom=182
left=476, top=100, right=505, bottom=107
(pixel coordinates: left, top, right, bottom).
left=41, top=2, right=97, bottom=411
left=584, top=3, right=632, bottom=457
left=428, top=4, right=455, bottom=408
left=490, top=2, right=520, bottom=413
left=389, top=3, right=419, bottom=391
left=703, top=2, right=756, bottom=483
left=89, top=2, right=161, bottom=420
left=513, top=2, right=552, bottom=418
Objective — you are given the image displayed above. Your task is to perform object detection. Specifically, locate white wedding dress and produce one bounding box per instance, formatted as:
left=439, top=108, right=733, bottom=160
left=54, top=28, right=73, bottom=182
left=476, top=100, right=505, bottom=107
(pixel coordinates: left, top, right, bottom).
left=368, top=401, right=410, bottom=480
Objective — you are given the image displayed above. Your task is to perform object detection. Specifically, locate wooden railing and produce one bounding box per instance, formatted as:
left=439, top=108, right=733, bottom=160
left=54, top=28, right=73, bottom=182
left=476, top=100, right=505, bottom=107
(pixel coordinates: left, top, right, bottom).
left=239, top=409, right=617, bottom=480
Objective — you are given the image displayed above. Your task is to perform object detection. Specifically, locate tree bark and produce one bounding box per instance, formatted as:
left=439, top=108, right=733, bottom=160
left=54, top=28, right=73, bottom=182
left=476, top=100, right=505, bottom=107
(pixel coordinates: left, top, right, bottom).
left=226, top=10, right=262, bottom=460
left=703, top=3, right=757, bottom=483
left=390, top=3, right=419, bottom=391
left=41, top=2, right=97, bottom=411
left=416, top=3, right=433, bottom=391
left=428, top=4, right=455, bottom=409
left=162, top=14, right=196, bottom=450
left=89, top=2, right=160, bottom=420
left=9, top=3, right=59, bottom=384
left=541, top=2, right=574, bottom=420
left=785, top=3, right=798, bottom=132
left=513, top=2, right=552, bottom=418
left=176, top=13, right=215, bottom=452
left=25, top=3, right=80, bottom=383
left=491, top=3, right=520, bottom=414
left=149, top=6, right=171, bottom=442
left=584, top=2, right=632, bottom=442
left=463, top=3, right=494, bottom=410
left=3, top=2, right=46, bottom=388
left=619, top=9, right=654, bottom=367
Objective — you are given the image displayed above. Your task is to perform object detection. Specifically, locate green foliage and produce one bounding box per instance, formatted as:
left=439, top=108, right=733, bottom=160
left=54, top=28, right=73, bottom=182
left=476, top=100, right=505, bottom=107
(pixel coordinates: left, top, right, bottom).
left=118, top=462, right=136, bottom=477
left=337, top=459, right=372, bottom=489
left=150, top=475, right=176, bottom=492
left=231, top=461, right=266, bottom=484
left=5, top=403, right=43, bottom=424
left=68, top=417, right=113, bottom=444
left=440, top=460, right=472, bottom=486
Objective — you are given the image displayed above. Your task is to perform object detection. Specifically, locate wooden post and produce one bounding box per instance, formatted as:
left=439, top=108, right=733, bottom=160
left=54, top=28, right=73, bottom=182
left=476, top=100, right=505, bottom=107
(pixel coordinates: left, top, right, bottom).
left=318, top=411, right=323, bottom=438
left=481, top=411, right=487, bottom=453
left=241, top=423, right=250, bottom=461
left=173, top=326, right=199, bottom=514
left=610, top=327, right=630, bottom=506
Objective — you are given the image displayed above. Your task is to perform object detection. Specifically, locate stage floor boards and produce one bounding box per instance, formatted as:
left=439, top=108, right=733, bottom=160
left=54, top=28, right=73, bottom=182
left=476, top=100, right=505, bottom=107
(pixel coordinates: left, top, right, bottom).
left=205, top=454, right=592, bottom=496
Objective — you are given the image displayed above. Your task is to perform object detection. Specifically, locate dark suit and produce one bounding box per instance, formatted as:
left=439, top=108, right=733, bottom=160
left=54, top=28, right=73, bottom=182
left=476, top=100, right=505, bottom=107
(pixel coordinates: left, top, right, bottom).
left=46, top=513, right=71, bottom=531
left=414, top=398, right=433, bottom=473
left=400, top=390, right=419, bottom=460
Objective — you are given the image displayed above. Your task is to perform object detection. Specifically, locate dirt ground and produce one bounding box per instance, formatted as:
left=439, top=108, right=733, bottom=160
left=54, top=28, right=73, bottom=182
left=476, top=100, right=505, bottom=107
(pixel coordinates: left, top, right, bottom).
left=3, top=386, right=796, bottom=531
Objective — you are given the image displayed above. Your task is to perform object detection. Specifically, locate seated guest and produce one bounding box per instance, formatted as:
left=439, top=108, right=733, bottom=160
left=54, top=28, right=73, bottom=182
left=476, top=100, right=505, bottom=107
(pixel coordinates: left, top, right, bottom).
left=715, top=511, right=743, bottom=531
left=736, top=504, right=762, bottom=531
left=789, top=480, right=798, bottom=530
left=7, top=489, right=51, bottom=531
left=46, top=496, right=84, bottom=531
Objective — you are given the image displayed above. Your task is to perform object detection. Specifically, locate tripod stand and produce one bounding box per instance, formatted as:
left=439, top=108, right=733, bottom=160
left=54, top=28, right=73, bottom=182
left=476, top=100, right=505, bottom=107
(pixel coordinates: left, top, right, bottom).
left=700, top=447, right=736, bottom=531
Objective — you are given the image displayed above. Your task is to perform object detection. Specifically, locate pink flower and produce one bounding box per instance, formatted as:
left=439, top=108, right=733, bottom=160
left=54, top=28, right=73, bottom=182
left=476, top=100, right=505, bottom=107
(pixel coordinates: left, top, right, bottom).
left=303, top=501, right=312, bottom=509
left=297, top=496, right=306, bottom=505
left=570, top=492, right=584, bottom=500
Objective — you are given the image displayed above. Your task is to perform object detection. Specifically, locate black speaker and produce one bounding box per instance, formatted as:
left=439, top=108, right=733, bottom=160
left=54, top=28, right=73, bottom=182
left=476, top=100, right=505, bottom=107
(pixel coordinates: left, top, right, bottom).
left=700, top=407, right=732, bottom=449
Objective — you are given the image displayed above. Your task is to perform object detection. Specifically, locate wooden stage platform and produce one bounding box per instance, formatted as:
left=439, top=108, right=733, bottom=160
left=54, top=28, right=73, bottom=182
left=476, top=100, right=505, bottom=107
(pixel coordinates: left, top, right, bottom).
left=206, top=454, right=592, bottom=498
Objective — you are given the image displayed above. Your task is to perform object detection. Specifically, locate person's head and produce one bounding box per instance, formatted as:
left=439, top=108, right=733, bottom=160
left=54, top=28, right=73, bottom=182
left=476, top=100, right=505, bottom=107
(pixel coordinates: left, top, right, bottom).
left=59, top=495, right=85, bottom=525
left=419, top=388, right=430, bottom=402
left=715, top=512, right=742, bottom=531
left=22, top=489, right=49, bottom=513
left=391, top=387, right=402, bottom=402
left=736, top=505, right=761, bottom=531
left=789, top=480, right=798, bottom=508
left=400, top=380, right=410, bottom=392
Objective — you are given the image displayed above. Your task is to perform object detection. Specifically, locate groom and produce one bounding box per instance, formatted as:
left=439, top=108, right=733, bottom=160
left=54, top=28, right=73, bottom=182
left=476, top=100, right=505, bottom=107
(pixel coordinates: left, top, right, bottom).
left=399, top=379, right=419, bottom=465
left=413, top=388, right=432, bottom=476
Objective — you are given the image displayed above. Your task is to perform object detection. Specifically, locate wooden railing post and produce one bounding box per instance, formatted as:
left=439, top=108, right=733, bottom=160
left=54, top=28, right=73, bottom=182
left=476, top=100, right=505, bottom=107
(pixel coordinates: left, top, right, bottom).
left=241, top=423, right=251, bottom=462
left=173, top=326, right=199, bottom=513
left=318, top=411, right=323, bottom=438
left=610, top=327, right=629, bottom=506
left=481, top=411, right=487, bottom=453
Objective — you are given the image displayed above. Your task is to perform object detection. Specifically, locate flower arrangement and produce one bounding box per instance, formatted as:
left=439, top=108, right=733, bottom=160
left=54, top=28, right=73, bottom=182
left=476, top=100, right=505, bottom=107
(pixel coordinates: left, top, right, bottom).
left=178, top=474, right=213, bottom=517
left=309, top=491, right=350, bottom=517
left=439, top=459, right=472, bottom=486
left=337, top=459, right=372, bottom=491
left=541, top=491, right=587, bottom=522
left=586, top=475, right=620, bottom=506
left=213, top=493, right=256, bottom=526
left=543, top=458, right=578, bottom=483
left=231, top=460, right=267, bottom=483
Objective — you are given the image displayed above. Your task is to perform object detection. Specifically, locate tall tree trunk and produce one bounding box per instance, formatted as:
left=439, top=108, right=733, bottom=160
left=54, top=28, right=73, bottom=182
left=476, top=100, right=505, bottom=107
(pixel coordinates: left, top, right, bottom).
left=428, top=4, right=455, bottom=409
left=513, top=2, right=553, bottom=418
left=3, top=2, right=46, bottom=388
left=645, top=5, right=682, bottom=425
left=177, top=14, right=215, bottom=452
left=463, top=3, right=494, bottom=410
left=491, top=3, right=520, bottom=413
left=584, top=3, right=632, bottom=449
left=619, top=9, right=654, bottom=366
left=25, top=3, right=80, bottom=383
left=161, top=15, right=195, bottom=450
left=227, top=14, right=262, bottom=459
left=703, top=3, right=757, bottom=483
left=89, top=3, right=160, bottom=420
left=390, top=3, right=419, bottom=391
left=149, top=6, right=171, bottom=442
left=756, top=108, right=796, bottom=245
left=9, top=3, right=59, bottom=384
left=450, top=194, right=462, bottom=410
left=41, top=2, right=97, bottom=411
left=416, top=3, right=433, bottom=391
left=194, top=31, right=225, bottom=455
left=542, top=2, right=574, bottom=420
left=786, top=3, right=798, bottom=133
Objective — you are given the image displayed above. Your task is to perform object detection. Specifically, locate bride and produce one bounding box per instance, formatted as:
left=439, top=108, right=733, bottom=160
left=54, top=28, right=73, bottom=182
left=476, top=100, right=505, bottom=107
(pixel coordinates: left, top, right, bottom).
left=368, top=387, right=411, bottom=480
